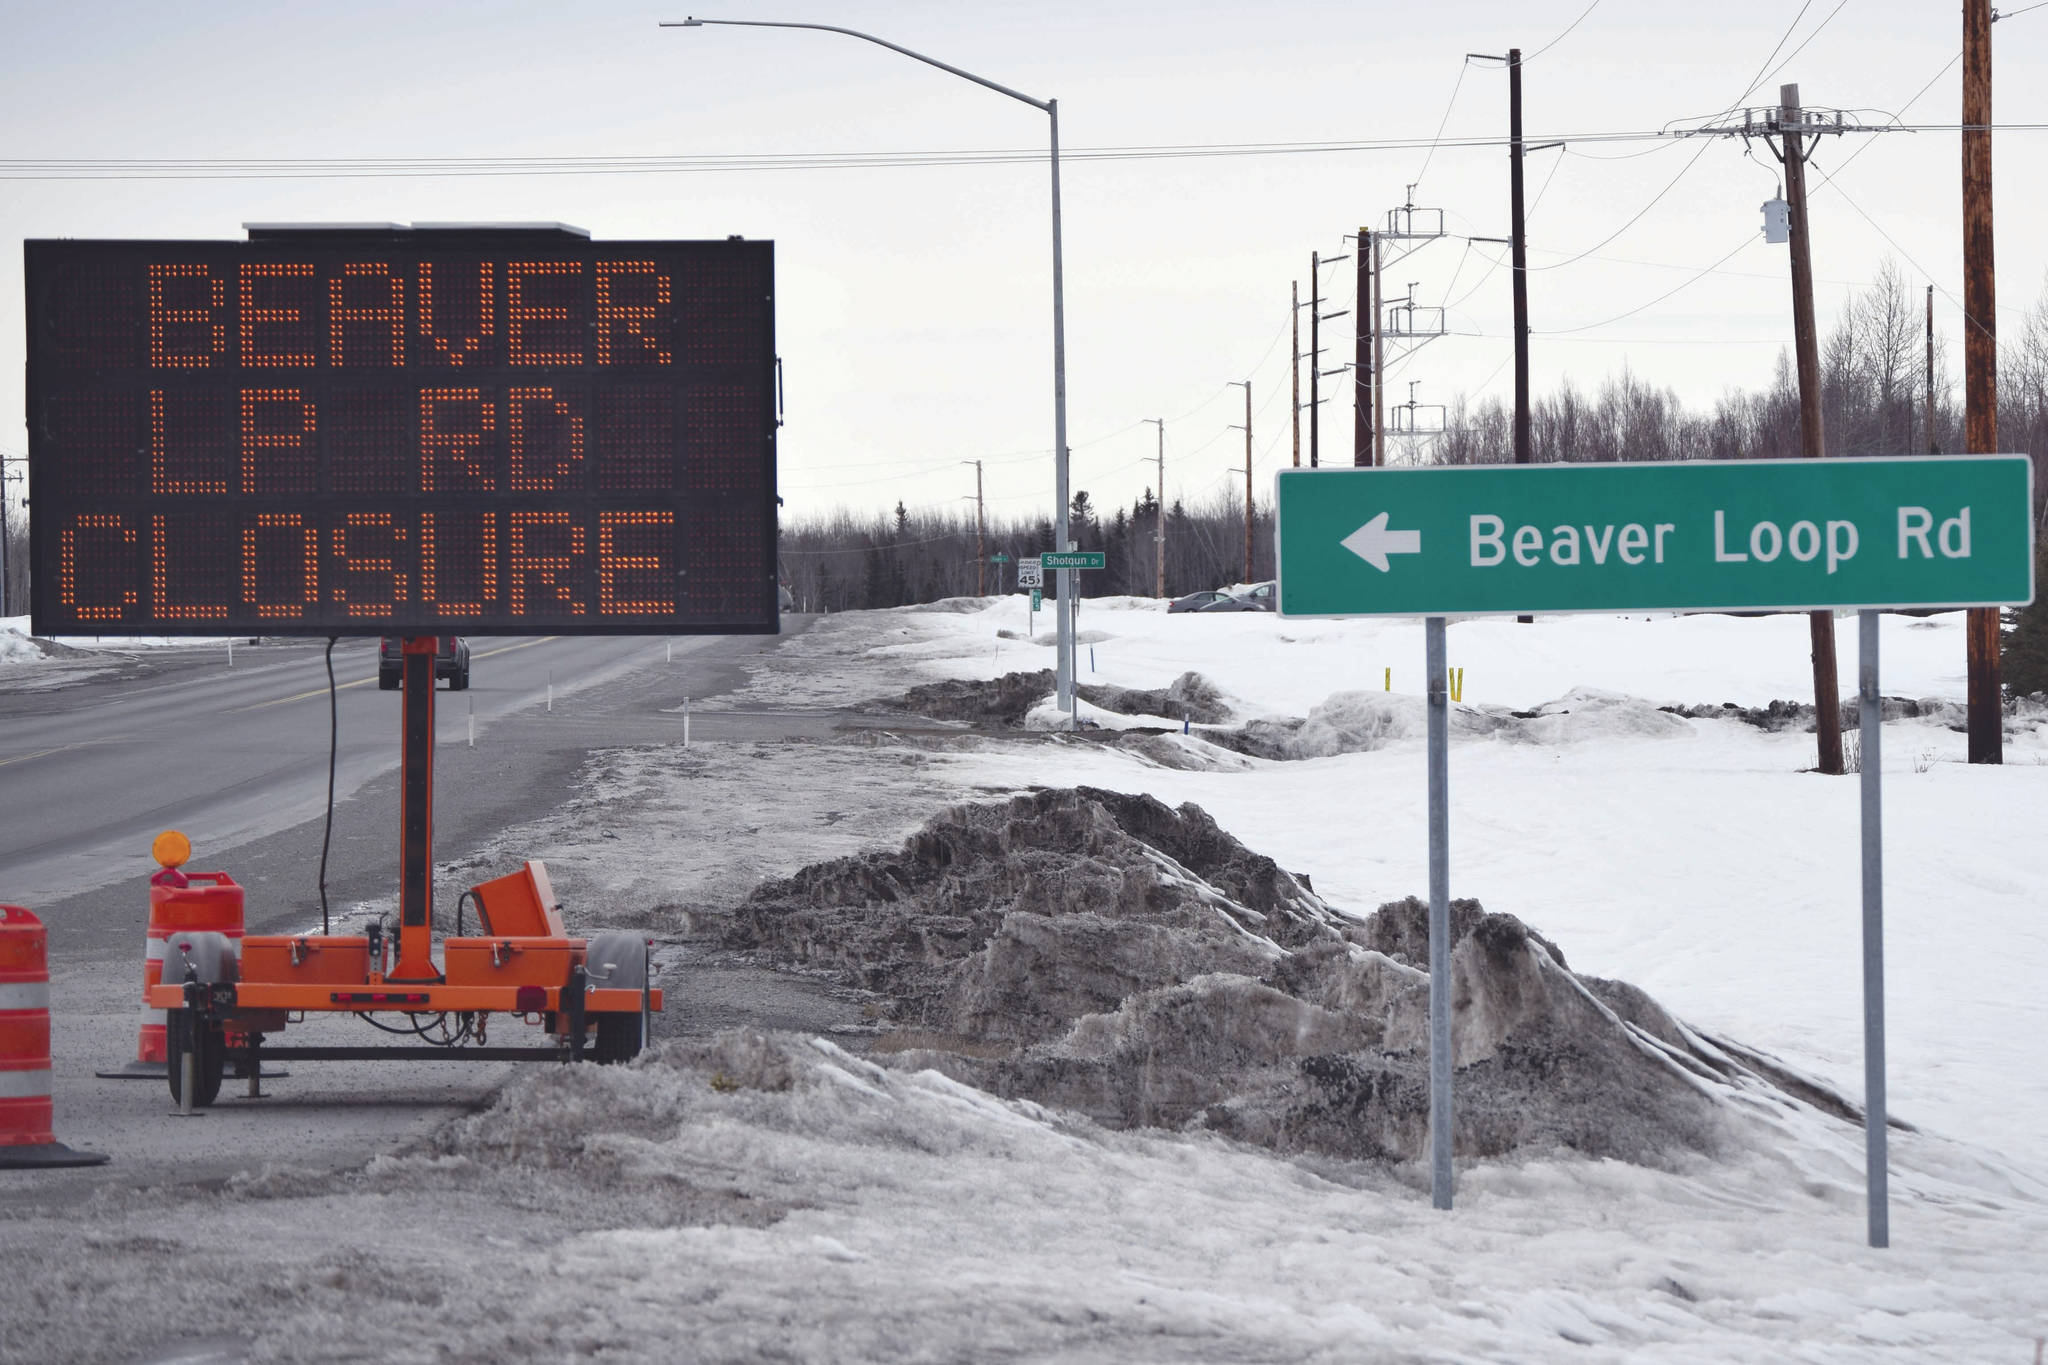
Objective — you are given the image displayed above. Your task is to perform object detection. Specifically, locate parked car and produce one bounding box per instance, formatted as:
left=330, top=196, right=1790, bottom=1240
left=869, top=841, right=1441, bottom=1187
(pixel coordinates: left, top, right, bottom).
left=1196, top=581, right=1276, bottom=612
left=378, top=635, right=471, bottom=690
left=1167, top=589, right=1234, bottom=614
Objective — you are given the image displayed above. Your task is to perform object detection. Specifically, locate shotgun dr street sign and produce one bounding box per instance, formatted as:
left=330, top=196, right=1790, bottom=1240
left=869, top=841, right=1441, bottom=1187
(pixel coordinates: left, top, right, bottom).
left=1040, top=550, right=1106, bottom=570
left=1277, top=457, right=2034, bottom=618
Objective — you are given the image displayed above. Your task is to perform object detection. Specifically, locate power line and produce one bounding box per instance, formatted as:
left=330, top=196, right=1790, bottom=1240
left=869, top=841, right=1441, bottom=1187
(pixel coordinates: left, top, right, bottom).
left=1526, top=0, right=1837, bottom=274
left=1748, top=0, right=1852, bottom=101
left=1535, top=236, right=1756, bottom=334
left=6, top=120, right=2048, bottom=182
left=1523, top=0, right=1604, bottom=62
left=1411, top=59, right=1475, bottom=187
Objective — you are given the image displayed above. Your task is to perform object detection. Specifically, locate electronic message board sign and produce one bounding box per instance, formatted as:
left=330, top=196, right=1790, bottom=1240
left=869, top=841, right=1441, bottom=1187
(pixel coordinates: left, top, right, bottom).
left=24, top=226, right=778, bottom=636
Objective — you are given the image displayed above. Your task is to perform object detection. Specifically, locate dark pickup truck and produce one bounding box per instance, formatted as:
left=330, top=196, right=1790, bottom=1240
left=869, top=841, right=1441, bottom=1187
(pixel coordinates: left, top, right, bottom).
left=378, top=635, right=471, bottom=691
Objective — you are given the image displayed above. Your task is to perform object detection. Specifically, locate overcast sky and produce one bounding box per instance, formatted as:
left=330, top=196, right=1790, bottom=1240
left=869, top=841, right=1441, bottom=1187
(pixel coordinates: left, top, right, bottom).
left=3, top=0, right=2040, bottom=530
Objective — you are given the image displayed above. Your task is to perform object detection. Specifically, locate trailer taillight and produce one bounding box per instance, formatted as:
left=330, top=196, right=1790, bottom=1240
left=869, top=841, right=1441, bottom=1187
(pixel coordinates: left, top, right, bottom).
left=514, top=986, right=547, bottom=1012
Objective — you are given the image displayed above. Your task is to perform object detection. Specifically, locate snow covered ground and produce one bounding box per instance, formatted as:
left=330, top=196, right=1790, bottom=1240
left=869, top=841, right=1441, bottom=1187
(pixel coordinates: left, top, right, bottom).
left=0, top=613, right=223, bottom=691
left=4, top=601, right=2045, bottom=1363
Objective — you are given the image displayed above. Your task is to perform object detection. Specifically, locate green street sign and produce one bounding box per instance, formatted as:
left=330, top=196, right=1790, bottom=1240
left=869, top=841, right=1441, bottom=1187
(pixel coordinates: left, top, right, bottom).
left=1041, top=550, right=1106, bottom=570
left=990, top=553, right=1010, bottom=563
left=1276, top=457, right=2034, bottom=617
left=1030, top=588, right=1043, bottom=611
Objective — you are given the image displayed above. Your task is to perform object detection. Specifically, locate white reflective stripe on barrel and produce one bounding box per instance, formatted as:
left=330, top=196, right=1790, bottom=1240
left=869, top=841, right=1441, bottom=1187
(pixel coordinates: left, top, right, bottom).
left=143, top=939, right=167, bottom=960
left=0, top=982, right=50, bottom=1011
left=0, top=1068, right=52, bottom=1099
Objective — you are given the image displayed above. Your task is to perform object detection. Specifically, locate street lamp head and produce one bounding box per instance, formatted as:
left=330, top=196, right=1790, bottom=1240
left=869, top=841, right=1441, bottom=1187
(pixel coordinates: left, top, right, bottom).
left=658, top=17, right=705, bottom=27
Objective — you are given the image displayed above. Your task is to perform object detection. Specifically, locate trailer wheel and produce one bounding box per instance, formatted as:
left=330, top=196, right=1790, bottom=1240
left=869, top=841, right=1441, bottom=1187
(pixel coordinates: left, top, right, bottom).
left=593, top=1011, right=642, bottom=1065
left=166, top=1008, right=226, bottom=1108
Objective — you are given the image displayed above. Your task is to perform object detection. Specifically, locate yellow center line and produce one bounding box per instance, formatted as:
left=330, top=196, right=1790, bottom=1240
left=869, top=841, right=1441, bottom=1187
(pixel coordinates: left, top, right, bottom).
left=0, top=738, right=116, bottom=769
left=224, top=637, right=559, bottom=713
left=472, top=637, right=558, bottom=660
left=228, top=675, right=377, bottom=713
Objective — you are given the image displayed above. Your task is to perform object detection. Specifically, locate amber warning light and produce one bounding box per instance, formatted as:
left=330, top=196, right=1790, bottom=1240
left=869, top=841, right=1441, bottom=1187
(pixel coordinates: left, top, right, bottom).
left=24, top=230, right=779, bottom=636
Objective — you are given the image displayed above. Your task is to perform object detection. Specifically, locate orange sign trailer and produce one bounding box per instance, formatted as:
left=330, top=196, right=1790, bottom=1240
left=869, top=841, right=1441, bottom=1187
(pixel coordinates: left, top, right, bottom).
left=145, top=637, right=661, bottom=1108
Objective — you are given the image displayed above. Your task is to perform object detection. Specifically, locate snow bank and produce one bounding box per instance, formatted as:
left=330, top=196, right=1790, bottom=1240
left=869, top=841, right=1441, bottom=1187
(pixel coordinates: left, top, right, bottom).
left=0, top=621, right=41, bottom=665
left=717, top=788, right=1885, bottom=1171
left=752, top=596, right=1990, bottom=717
left=10, top=1026, right=2034, bottom=1365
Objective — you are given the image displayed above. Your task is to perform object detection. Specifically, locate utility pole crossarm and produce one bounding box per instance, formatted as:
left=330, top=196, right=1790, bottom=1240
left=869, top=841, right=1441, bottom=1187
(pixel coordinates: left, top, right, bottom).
left=1674, top=105, right=1901, bottom=142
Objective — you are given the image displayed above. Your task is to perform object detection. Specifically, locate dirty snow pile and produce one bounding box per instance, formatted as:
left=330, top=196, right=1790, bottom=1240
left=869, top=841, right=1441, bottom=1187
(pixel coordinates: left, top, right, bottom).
left=729, top=786, right=1838, bottom=1167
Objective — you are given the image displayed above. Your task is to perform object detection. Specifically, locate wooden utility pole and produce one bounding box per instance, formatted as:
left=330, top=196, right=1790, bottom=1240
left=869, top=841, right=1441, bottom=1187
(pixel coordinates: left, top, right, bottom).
left=1147, top=418, right=1166, bottom=597
left=1290, top=281, right=1302, bottom=467
left=1925, top=284, right=1937, bottom=454
left=1231, top=380, right=1254, bottom=579
left=1309, top=252, right=1322, bottom=467
left=1510, top=47, right=1532, bottom=468
left=1373, top=237, right=1387, bottom=464
left=1781, top=82, right=1846, bottom=776
left=1510, top=48, right=1534, bottom=624
left=1963, top=0, right=2002, bottom=764
left=1356, top=229, right=1374, bottom=465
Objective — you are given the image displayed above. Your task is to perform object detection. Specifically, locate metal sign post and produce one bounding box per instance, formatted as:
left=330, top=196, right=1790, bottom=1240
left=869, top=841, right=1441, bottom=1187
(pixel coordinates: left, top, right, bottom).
left=1275, top=458, right=2034, bottom=1233
left=1859, top=609, right=1889, bottom=1248
left=1425, top=616, right=1453, bottom=1210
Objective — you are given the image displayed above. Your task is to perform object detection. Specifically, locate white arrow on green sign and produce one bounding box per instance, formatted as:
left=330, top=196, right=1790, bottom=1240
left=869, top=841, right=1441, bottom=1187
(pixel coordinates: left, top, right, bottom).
left=1041, top=550, right=1106, bottom=570
left=1277, top=456, right=2034, bottom=617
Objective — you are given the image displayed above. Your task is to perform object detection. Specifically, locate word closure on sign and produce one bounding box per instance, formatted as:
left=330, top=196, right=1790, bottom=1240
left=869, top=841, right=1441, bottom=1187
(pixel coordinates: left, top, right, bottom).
left=25, top=225, right=780, bottom=636
left=1277, top=457, right=2033, bottom=618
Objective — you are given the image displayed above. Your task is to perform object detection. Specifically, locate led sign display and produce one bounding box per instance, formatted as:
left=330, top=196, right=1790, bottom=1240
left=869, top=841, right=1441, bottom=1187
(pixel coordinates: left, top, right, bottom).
left=24, top=229, right=778, bottom=635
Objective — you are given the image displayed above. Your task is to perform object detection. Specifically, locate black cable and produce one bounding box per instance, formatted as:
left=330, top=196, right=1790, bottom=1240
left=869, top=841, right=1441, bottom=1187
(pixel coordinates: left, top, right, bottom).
left=318, top=635, right=338, bottom=934
left=1523, top=0, right=1604, bottom=63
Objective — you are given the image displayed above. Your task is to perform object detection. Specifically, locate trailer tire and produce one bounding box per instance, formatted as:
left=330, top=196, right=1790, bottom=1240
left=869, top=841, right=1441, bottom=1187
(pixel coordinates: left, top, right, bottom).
left=166, top=1008, right=226, bottom=1108
left=593, top=1011, right=642, bottom=1065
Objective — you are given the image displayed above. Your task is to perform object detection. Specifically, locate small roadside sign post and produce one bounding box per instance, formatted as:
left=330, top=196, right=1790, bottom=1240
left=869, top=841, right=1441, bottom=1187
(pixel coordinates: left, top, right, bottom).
left=1037, top=553, right=1102, bottom=725
left=1277, top=456, right=2035, bottom=1235
left=990, top=552, right=1011, bottom=594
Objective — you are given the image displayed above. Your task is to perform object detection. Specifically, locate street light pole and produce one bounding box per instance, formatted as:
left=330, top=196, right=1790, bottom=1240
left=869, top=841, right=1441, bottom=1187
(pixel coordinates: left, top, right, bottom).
left=665, top=17, right=1076, bottom=722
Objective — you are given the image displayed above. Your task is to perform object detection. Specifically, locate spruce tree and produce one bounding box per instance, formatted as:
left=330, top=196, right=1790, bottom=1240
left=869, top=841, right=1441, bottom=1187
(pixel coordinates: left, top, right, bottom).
left=2002, top=538, right=2048, bottom=699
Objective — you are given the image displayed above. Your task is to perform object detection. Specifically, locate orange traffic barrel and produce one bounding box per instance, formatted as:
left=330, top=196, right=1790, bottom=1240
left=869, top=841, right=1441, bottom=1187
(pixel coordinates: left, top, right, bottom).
left=1, top=905, right=109, bottom=1168
left=99, top=831, right=243, bottom=1081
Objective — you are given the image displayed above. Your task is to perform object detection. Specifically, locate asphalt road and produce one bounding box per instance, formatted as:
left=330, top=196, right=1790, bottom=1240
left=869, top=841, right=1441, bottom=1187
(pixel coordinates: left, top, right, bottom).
left=3, top=634, right=630, bottom=933
left=0, top=619, right=900, bottom=1218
